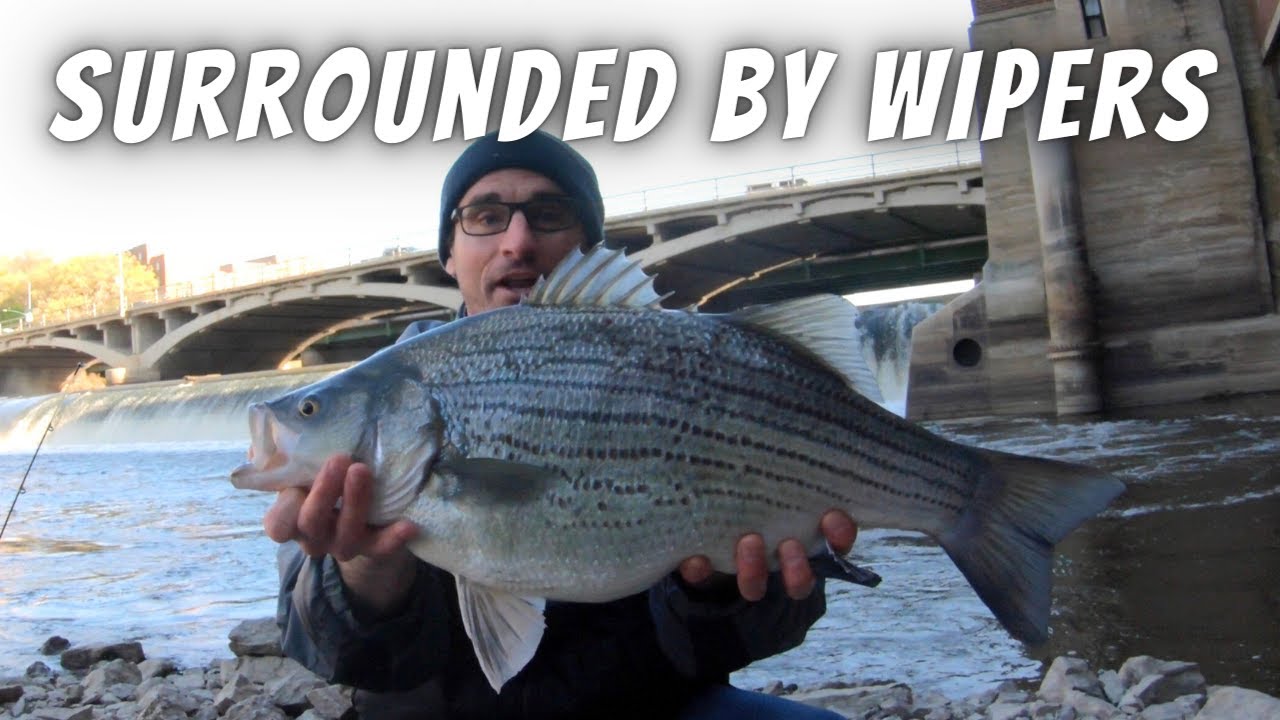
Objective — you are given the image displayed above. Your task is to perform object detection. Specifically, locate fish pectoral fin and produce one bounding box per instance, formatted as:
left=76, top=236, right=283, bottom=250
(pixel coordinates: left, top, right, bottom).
left=455, top=575, right=547, bottom=692
left=434, top=457, right=558, bottom=505
left=811, top=543, right=883, bottom=588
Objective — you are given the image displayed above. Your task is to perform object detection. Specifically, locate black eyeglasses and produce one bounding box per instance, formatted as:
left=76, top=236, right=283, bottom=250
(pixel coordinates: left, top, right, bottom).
left=451, top=197, right=581, bottom=236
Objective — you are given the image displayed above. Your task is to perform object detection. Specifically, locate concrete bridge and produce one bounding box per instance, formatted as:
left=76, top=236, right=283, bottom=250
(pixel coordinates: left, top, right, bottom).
left=0, top=158, right=986, bottom=395
left=9, top=1, right=1280, bottom=421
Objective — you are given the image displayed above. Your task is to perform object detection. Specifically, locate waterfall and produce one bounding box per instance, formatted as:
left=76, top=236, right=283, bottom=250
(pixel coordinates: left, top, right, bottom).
left=854, top=300, right=945, bottom=416
left=0, top=366, right=343, bottom=451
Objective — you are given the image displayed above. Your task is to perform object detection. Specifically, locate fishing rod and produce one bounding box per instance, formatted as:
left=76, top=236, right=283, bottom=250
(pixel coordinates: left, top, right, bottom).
left=0, top=362, right=84, bottom=541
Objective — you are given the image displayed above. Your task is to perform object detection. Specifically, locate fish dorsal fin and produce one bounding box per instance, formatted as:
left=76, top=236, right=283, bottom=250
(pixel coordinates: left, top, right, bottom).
left=455, top=575, right=547, bottom=692
left=728, top=296, right=884, bottom=403
left=527, top=245, right=670, bottom=309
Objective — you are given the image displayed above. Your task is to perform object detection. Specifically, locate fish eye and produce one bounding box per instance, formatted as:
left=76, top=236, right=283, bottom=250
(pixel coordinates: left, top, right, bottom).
left=298, top=397, right=320, bottom=417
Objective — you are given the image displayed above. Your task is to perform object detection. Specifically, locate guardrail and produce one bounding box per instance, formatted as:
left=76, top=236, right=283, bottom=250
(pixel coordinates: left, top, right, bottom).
left=8, top=140, right=981, bottom=333
left=603, top=140, right=980, bottom=216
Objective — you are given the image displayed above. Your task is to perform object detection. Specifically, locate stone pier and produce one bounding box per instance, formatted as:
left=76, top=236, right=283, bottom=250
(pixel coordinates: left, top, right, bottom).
left=907, top=0, right=1280, bottom=419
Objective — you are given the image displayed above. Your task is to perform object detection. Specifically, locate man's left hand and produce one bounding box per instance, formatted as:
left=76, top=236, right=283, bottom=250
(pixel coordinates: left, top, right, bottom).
left=677, top=509, right=858, bottom=601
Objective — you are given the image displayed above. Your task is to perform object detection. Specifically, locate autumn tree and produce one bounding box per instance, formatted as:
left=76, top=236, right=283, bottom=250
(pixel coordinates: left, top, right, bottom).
left=1, top=252, right=159, bottom=325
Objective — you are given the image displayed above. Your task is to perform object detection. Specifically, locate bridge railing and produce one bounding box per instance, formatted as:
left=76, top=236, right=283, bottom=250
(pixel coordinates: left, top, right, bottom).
left=7, top=141, right=981, bottom=334
left=603, top=140, right=981, bottom=217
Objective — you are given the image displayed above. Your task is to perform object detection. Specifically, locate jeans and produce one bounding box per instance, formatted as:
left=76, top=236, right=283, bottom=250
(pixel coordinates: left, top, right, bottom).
left=677, top=685, right=845, bottom=720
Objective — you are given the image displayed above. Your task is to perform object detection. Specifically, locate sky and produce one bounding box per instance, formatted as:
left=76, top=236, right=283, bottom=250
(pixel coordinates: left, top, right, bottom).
left=1, top=1, right=976, bottom=279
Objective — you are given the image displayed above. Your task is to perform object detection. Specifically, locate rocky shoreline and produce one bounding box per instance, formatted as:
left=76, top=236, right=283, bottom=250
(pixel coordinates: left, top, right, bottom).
left=1, top=620, right=1277, bottom=719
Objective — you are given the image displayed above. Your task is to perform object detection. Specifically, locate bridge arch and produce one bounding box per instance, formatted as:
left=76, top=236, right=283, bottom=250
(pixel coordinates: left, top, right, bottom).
left=3, top=337, right=135, bottom=370
left=622, top=173, right=986, bottom=308
left=638, top=177, right=982, bottom=268
left=140, top=281, right=462, bottom=375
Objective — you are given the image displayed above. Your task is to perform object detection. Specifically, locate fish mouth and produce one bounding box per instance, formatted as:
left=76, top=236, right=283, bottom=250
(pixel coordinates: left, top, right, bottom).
left=230, top=403, right=309, bottom=491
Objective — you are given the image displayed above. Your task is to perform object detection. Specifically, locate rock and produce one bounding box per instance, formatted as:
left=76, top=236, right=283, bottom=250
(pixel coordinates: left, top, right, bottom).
left=305, top=685, right=353, bottom=720
left=137, top=658, right=179, bottom=680
left=1195, top=686, right=1280, bottom=719
left=1116, top=662, right=1204, bottom=711
left=102, top=701, right=139, bottom=719
left=988, top=702, right=1030, bottom=719
left=0, top=683, right=23, bottom=703
left=59, top=642, right=145, bottom=671
left=169, top=669, right=207, bottom=690
left=1027, top=701, right=1068, bottom=719
left=761, top=680, right=785, bottom=696
left=31, top=708, right=93, bottom=720
left=1097, top=670, right=1125, bottom=704
left=136, top=676, right=166, bottom=698
left=1062, top=688, right=1118, bottom=719
left=53, top=674, right=80, bottom=689
left=229, top=617, right=283, bottom=657
left=1171, top=693, right=1203, bottom=714
left=1039, top=657, right=1104, bottom=704
left=40, top=636, right=71, bottom=656
left=790, top=682, right=913, bottom=719
left=82, top=659, right=143, bottom=699
left=223, top=694, right=289, bottom=720
left=1133, top=699, right=1194, bottom=720
left=214, top=673, right=259, bottom=715
left=136, top=684, right=195, bottom=720
left=25, top=661, right=55, bottom=680
left=266, top=664, right=326, bottom=714
left=220, top=655, right=301, bottom=685
left=61, top=683, right=84, bottom=705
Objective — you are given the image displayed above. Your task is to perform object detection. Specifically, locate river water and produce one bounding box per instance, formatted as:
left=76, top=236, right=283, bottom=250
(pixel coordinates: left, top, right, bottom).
left=0, top=365, right=1277, bottom=699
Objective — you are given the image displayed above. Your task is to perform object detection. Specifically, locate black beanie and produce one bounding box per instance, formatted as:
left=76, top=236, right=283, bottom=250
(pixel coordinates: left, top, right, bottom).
left=438, top=130, right=605, bottom=266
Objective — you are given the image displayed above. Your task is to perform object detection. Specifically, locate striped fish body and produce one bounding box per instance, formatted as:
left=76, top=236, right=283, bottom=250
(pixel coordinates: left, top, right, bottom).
left=398, top=302, right=973, bottom=602
left=232, top=246, right=1123, bottom=691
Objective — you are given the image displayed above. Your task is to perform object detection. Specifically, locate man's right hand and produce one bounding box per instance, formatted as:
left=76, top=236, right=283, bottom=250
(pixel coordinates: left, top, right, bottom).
left=264, top=453, right=419, bottom=617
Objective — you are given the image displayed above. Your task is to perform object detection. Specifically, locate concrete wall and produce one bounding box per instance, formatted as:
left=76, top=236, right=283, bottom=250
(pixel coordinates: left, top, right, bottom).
left=909, top=0, right=1280, bottom=419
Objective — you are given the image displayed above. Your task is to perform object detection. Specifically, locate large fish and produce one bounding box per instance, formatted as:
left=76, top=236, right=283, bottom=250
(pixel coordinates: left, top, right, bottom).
left=231, top=245, right=1124, bottom=692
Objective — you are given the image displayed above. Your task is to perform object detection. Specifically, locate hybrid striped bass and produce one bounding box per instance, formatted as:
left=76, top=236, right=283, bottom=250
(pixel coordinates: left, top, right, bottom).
left=231, top=245, right=1125, bottom=692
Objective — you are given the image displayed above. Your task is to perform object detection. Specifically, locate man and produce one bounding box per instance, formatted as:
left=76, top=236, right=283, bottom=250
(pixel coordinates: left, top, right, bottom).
left=267, top=130, right=859, bottom=719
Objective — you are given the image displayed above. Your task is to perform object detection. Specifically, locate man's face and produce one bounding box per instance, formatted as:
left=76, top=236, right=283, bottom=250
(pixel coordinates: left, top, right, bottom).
left=444, top=168, right=587, bottom=315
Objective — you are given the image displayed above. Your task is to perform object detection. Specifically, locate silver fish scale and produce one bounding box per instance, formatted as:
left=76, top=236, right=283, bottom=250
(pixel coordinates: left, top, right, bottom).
left=399, top=304, right=983, bottom=601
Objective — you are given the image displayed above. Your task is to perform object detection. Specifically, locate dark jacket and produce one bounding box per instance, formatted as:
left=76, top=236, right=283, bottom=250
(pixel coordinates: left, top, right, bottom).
left=274, top=316, right=829, bottom=718
left=277, top=547, right=826, bottom=719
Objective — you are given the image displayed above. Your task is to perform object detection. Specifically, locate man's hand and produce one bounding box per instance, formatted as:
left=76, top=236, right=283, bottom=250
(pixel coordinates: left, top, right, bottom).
left=677, top=510, right=858, bottom=602
left=264, top=453, right=419, bottom=617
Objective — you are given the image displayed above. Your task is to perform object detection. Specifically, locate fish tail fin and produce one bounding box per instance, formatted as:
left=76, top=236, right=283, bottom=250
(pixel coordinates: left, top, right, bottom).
left=938, top=448, right=1125, bottom=644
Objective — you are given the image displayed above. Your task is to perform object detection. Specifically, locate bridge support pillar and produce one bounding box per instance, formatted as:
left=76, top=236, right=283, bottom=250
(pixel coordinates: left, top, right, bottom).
left=1025, top=99, right=1103, bottom=416
left=104, top=323, right=132, bottom=354
left=132, top=315, right=165, bottom=353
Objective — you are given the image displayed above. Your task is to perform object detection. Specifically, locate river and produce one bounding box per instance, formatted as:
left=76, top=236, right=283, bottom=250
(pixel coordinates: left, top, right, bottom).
left=0, top=352, right=1277, bottom=699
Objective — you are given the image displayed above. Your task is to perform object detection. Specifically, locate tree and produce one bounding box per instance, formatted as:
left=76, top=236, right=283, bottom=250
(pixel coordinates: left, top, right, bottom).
left=0, top=252, right=160, bottom=325
left=0, top=253, right=49, bottom=314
